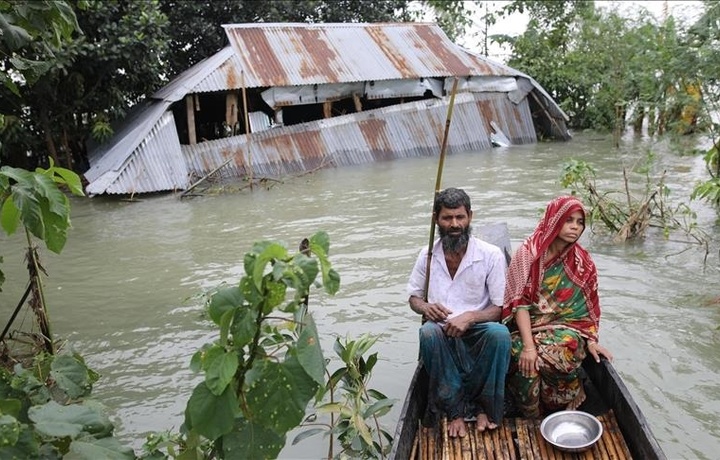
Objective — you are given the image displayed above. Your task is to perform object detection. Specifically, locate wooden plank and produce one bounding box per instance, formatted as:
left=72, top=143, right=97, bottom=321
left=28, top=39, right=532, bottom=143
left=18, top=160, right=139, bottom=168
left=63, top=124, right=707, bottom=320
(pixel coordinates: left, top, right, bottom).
left=536, top=418, right=558, bottom=460
left=525, top=418, right=547, bottom=460
left=442, top=418, right=450, bottom=460
left=469, top=426, right=483, bottom=460
left=410, top=426, right=420, bottom=460
left=186, top=95, right=196, bottom=145
left=460, top=426, right=473, bottom=460
left=481, top=427, right=496, bottom=460
left=605, top=411, right=632, bottom=459
left=595, top=414, right=618, bottom=460
left=515, top=418, right=536, bottom=460
left=419, top=410, right=634, bottom=460
left=225, top=93, right=238, bottom=131
left=501, top=421, right=518, bottom=460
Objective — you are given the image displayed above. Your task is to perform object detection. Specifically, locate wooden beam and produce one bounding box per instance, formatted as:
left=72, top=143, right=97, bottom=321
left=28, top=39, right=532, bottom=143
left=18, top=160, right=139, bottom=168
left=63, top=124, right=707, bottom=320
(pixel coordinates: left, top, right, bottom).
left=226, top=92, right=238, bottom=135
left=186, top=95, right=196, bottom=145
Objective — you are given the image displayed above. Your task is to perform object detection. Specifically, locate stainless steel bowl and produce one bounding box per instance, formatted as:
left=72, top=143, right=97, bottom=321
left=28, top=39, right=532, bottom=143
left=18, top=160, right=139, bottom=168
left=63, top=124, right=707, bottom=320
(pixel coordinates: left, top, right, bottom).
left=540, top=410, right=603, bottom=452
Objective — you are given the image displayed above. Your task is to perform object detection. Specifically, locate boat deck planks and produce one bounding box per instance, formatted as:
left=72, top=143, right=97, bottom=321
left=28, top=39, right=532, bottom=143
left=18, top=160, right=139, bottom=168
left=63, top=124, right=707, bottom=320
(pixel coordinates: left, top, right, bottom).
left=413, top=410, right=632, bottom=460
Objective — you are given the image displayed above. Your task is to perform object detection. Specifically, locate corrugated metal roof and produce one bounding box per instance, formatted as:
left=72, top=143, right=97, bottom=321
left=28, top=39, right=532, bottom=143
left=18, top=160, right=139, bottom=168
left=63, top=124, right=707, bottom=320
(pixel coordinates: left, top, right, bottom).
left=152, top=46, right=241, bottom=102
left=223, top=22, right=515, bottom=88
left=85, top=22, right=570, bottom=196
left=180, top=92, right=535, bottom=183
left=85, top=100, right=173, bottom=180
left=86, top=111, right=187, bottom=196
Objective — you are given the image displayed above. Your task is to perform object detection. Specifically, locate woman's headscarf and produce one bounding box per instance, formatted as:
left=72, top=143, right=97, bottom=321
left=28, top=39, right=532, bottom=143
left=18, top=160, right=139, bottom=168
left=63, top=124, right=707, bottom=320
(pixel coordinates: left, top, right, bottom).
left=502, top=196, right=600, bottom=338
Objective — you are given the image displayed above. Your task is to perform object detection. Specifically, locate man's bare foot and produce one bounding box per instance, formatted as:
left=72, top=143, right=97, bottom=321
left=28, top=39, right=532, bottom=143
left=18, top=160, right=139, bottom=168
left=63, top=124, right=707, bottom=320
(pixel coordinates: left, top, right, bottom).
left=476, top=413, right=498, bottom=432
left=448, top=417, right=467, bottom=438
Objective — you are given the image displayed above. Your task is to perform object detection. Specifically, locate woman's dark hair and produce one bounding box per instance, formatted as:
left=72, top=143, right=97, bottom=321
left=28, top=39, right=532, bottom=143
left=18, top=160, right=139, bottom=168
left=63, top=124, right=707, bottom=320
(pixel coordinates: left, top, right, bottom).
left=433, top=187, right=471, bottom=216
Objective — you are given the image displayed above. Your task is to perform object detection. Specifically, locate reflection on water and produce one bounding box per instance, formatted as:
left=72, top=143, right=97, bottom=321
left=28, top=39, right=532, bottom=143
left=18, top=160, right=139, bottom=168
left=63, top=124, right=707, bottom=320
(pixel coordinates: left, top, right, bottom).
left=0, top=132, right=718, bottom=458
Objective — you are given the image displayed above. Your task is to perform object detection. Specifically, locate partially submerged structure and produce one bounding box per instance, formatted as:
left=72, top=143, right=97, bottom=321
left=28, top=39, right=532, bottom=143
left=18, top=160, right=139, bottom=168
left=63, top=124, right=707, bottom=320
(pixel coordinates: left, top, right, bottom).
left=84, top=22, right=570, bottom=196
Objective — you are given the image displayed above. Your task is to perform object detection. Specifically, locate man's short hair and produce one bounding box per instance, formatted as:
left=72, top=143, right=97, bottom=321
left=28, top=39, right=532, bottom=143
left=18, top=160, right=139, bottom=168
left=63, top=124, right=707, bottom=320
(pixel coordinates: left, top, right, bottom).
left=434, top=187, right=472, bottom=216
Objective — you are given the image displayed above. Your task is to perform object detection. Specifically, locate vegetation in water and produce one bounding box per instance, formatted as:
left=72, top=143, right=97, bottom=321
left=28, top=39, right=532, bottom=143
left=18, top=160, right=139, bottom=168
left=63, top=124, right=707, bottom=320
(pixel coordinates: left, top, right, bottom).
left=294, top=334, right=395, bottom=459
left=0, top=161, right=85, bottom=358
left=0, top=162, right=394, bottom=458
left=489, top=1, right=720, bottom=211
left=559, top=156, right=711, bottom=262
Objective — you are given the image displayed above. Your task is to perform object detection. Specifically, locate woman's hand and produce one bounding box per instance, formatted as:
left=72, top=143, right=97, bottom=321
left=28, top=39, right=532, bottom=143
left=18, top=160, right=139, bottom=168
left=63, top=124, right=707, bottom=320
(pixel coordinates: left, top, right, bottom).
left=519, top=347, right=539, bottom=377
left=588, top=342, right=613, bottom=363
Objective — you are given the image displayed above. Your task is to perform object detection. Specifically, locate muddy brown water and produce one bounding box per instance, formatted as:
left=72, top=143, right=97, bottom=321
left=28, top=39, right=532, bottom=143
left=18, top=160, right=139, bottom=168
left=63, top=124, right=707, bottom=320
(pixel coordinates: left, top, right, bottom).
left=1, top=131, right=718, bottom=459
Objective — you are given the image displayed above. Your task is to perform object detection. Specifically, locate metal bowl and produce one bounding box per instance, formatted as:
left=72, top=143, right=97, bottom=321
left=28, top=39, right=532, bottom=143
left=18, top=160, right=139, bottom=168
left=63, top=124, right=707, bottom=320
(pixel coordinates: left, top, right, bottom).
left=540, top=410, right=603, bottom=452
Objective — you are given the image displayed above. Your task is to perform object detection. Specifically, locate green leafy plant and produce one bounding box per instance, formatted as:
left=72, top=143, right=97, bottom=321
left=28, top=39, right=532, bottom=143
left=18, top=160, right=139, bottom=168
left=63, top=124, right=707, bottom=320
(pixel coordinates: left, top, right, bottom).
left=691, top=144, right=720, bottom=208
left=295, top=334, right=394, bottom=459
left=0, top=161, right=84, bottom=355
left=153, top=232, right=341, bottom=459
left=0, top=352, right=135, bottom=459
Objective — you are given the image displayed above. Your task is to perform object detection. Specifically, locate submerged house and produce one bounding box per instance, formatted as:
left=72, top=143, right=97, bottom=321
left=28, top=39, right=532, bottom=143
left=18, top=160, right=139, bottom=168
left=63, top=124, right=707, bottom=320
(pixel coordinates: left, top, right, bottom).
left=84, top=22, right=570, bottom=196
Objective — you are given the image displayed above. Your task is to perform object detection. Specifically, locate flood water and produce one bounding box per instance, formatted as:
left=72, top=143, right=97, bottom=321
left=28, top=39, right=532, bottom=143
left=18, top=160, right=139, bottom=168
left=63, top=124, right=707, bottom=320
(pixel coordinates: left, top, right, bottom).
left=1, top=131, right=718, bottom=459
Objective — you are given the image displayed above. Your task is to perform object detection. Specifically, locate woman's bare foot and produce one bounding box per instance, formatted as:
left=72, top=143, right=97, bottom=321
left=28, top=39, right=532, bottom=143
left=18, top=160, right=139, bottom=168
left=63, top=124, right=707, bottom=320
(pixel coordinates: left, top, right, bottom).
left=476, top=413, right=498, bottom=432
left=448, top=417, right=467, bottom=437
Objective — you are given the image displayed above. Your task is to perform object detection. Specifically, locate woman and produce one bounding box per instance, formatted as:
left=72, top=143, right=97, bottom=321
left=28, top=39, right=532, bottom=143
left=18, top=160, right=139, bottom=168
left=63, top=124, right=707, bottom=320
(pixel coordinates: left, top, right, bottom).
left=502, top=196, right=613, bottom=418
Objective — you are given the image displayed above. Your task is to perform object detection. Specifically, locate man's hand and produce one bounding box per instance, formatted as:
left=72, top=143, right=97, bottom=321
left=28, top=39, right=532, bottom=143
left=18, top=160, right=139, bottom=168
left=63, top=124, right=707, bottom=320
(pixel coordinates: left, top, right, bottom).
left=443, top=311, right=474, bottom=337
left=423, top=301, right=452, bottom=323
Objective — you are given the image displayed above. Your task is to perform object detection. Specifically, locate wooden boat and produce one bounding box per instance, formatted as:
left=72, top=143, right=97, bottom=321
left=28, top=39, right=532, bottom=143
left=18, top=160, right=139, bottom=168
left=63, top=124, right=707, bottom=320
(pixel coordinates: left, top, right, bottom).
left=389, top=224, right=666, bottom=460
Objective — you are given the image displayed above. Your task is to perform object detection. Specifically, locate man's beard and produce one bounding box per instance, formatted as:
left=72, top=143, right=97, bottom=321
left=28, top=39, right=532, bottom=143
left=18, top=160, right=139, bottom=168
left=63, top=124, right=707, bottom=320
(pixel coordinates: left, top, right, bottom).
left=439, top=225, right=471, bottom=254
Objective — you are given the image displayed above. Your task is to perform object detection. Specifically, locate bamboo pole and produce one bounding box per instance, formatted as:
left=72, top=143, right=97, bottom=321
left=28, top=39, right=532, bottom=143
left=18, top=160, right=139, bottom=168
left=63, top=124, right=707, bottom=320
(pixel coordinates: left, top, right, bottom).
left=0, top=283, right=32, bottom=342
left=529, top=90, right=565, bottom=139
left=442, top=417, right=451, bottom=460
left=426, top=426, right=435, bottom=460
left=179, top=156, right=235, bottom=198
left=422, top=77, right=460, bottom=302
left=410, top=425, right=420, bottom=460
left=240, top=70, right=253, bottom=190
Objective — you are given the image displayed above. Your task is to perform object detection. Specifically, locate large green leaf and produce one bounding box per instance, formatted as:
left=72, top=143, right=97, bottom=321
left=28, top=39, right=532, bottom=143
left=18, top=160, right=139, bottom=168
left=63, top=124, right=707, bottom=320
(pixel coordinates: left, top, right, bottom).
left=46, top=166, right=84, bottom=197
left=38, top=195, right=70, bottom=253
left=50, top=354, right=93, bottom=400
left=230, top=306, right=257, bottom=350
left=184, top=382, right=237, bottom=441
left=0, top=167, right=34, bottom=187
left=292, top=253, right=319, bottom=290
left=0, top=414, right=21, bottom=447
left=31, top=172, right=68, bottom=218
left=262, top=279, right=287, bottom=313
left=0, top=13, right=33, bottom=50
left=202, top=346, right=238, bottom=396
left=0, top=399, right=21, bottom=418
left=296, top=314, right=325, bottom=386
left=64, top=436, right=135, bottom=460
left=0, top=197, right=20, bottom=236
left=207, top=286, right=243, bottom=325
left=308, top=232, right=340, bottom=294
left=323, top=268, right=341, bottom=296
left=309, top=231, right=330, bottom=255
left=0, top=426, right=41, bottom=458
left=221, top=417, right=285, bottom=460
left=28, top=400, right=113, bottom=439
left=239, top=276, right=262, bottom=310
left=251, top=242, right=288, bottom=291
left=12, top=187, right=44, bottom=242
left=362, top=398, right=395, bottom=419
left=244, top=355, right=319, bottom=434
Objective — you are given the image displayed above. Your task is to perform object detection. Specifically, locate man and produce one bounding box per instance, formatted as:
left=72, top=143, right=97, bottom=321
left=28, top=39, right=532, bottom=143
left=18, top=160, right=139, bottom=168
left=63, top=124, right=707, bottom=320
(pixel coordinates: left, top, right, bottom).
left=407, top=187, right=510, bottom=438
